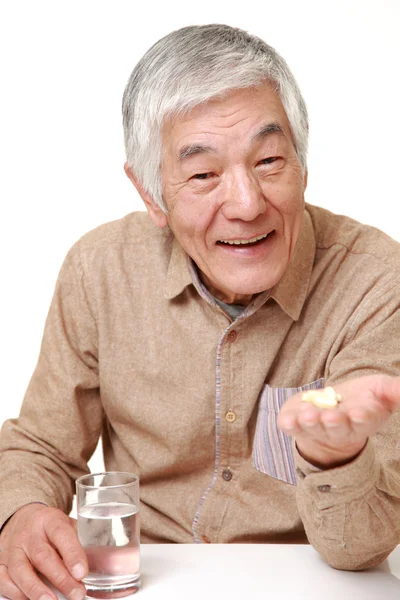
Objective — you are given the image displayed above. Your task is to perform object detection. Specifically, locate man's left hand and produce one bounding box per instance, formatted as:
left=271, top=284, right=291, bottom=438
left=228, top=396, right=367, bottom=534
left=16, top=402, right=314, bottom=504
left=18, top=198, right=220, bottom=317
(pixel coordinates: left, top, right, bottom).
left=278, top=375, right=400, bottom=469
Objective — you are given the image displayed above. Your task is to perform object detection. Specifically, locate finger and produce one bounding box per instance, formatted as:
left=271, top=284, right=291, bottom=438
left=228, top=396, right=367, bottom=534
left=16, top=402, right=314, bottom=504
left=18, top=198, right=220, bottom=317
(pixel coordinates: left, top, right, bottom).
left=296, top=403, right=358, bottom=446
left=319, top=408, right=352, bottom=439
left=280, top=401, right=347, bottom=437
left=278, top=409, right=303, bottom=436
left=297, top=403, right=321, bottom=428
left=278, top=402, right=313, bottom=435
left=346, top=404, right=387, bottom=436
left=0, top=564, right=29, bottom=600
left=292, top=405, right=324, bottom=443
left=282, top=404, right=352, bottom=444
left=7, top=547, right=58, bottom=600
left=44, top=515, right=88, bottom=581
left=285, top=402, right=328, bottom=437
left=28, top=540, right=86, bottom=600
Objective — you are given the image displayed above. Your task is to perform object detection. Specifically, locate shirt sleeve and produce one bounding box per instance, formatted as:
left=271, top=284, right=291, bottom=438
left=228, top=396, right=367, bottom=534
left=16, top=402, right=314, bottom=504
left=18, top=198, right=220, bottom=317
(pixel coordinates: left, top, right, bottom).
left=294, top=278, right=400, bottom=570
left=0, top=241, right=103, bottom=529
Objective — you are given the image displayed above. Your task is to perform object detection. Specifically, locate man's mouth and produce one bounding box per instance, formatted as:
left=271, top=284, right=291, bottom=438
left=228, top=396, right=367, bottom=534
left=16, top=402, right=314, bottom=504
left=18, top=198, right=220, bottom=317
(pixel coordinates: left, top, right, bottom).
left=217, top=232, right=271, bottom=247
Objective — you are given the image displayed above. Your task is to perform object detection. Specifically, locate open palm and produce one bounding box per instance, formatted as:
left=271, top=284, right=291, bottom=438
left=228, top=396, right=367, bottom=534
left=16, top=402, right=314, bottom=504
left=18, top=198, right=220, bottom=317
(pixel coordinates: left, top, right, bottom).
left=278, top=375, right=400, bottom=468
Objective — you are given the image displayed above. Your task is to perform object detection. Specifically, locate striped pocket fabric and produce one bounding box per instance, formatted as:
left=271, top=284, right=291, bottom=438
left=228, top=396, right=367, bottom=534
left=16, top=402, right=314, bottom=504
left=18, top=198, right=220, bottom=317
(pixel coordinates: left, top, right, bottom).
left=253, top=378, right=325, bottom=485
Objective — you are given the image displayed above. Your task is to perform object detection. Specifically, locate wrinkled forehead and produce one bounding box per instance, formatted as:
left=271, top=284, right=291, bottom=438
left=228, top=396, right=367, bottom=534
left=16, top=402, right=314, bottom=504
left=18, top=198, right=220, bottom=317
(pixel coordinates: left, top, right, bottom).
left=161, top=83, right=294, bottom=159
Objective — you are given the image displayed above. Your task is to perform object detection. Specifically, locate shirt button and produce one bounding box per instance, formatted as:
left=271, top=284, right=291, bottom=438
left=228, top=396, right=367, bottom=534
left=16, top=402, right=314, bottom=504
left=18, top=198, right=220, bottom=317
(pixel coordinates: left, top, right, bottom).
left=225, top=410, right=237, bottom=423
left=227, top=330, right=237, bottom=343
left=317, top=484, right=331, bottom=493
left=202, top=535, right=211, bottom=544
left=222, top=468, right=232, bottom=481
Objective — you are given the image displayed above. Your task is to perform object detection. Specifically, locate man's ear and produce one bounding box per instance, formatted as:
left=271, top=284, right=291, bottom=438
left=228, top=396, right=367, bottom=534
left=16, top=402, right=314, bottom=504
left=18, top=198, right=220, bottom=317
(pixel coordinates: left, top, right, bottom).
left=303, top=168, right=308, bottom=191
left=124, top=163, right=168, bottom=229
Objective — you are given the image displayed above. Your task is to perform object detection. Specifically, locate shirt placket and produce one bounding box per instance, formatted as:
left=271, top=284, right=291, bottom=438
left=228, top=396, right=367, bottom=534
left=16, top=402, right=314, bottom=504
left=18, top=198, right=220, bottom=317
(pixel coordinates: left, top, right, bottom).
left=191, top=317, right=233, bottom=543
left=189, top=279, right=270, bottom=543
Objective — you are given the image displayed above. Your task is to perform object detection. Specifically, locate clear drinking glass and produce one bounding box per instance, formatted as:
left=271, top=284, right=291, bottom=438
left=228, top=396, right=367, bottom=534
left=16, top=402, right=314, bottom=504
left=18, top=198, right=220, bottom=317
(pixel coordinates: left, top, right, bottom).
left=76, top=472, right=140, bottom=597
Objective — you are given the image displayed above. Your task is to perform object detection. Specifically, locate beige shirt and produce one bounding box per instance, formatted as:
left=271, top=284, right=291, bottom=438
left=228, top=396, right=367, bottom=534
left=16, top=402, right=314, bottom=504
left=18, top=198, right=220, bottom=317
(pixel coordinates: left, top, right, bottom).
left=1, top=203, right=400, bottom=570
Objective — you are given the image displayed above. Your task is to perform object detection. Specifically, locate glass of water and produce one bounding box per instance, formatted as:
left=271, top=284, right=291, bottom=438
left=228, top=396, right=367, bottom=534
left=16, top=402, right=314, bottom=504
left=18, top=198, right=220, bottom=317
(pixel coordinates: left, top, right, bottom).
left=76, top=472, right=140, bottom=597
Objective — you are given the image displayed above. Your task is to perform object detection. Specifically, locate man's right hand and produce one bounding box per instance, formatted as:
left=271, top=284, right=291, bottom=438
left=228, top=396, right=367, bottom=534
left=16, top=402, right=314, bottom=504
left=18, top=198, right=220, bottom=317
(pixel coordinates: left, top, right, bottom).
left=0, top=504, right=88, bottom=600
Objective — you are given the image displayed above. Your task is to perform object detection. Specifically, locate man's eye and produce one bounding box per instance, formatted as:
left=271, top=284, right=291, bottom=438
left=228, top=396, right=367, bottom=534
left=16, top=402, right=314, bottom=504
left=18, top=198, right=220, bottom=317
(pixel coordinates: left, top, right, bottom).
left=259, top=157, right=277, bottom=165
left=192, top=172, right=212, bottom=180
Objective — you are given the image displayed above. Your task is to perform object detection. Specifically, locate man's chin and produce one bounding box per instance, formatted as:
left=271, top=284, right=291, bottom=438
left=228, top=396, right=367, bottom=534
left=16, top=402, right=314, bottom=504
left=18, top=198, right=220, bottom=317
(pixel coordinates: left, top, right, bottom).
left=199, top=262, right=286, bottom=304
left=223, top=275, right=283, bottom=298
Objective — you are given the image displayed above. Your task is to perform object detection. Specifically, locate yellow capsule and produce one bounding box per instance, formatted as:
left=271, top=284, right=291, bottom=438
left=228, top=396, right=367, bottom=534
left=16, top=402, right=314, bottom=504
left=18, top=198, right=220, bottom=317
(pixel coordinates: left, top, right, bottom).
left=301, top=386, right=342, bottom=409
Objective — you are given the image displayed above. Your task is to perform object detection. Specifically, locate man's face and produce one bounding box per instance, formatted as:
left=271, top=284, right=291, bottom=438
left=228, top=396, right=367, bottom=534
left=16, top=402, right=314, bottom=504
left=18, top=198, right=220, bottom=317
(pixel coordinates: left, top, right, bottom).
left=155, top=84, right=306, bottom=304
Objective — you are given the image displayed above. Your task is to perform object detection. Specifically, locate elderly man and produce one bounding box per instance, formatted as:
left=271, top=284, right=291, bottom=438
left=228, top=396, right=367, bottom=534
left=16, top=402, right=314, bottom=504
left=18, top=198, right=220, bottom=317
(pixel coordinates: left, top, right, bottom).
left=1, top=22, right=400, bottom=600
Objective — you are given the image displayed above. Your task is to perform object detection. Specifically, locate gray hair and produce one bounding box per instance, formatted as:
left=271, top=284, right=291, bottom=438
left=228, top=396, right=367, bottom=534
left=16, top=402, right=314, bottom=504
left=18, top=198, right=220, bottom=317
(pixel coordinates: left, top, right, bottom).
left=122, top=24, right=308, bottom=212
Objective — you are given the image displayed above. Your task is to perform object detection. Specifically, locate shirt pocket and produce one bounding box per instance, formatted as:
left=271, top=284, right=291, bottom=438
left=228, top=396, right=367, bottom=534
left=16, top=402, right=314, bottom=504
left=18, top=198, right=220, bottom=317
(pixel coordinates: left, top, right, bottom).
left=253, top=378, right=325, bottom=485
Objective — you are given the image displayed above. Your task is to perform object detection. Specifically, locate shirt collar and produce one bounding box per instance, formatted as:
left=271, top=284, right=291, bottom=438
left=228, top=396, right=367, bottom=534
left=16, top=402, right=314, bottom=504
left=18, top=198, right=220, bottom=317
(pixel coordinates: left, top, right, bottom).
left=164, top=234, right=193, bottom=300
left=269, top=208, right=315, bottom=321
left=164, top=207, right=316, bottom=321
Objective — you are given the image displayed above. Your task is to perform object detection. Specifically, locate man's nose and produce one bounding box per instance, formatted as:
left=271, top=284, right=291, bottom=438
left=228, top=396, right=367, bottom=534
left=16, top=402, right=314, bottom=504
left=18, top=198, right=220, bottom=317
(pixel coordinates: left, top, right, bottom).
left=221, top=169, right=267, bottom=221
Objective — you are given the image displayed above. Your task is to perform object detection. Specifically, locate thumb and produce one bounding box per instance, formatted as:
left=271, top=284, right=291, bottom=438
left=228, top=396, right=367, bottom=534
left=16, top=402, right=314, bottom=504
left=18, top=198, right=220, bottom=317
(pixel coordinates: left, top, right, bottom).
left=377, top=375, right=400, bottom=411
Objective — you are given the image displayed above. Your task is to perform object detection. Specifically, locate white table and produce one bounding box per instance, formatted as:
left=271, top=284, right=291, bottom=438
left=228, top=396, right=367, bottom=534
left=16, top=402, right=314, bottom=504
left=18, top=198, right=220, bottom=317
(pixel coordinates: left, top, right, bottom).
left=138, top=544, right=400, bottom=599
left=2, top=544, right=400, bottom=600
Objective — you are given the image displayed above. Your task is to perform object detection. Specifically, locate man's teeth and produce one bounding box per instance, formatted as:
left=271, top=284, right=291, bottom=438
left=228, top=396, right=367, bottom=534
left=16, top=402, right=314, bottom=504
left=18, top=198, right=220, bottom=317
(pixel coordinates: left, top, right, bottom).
left=219, top=233, right=269, bottom=245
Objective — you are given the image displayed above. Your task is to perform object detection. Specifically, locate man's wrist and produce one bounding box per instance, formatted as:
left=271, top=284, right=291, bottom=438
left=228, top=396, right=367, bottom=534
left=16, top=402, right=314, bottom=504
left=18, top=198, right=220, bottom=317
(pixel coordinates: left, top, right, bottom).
left=295, top=438, right=368, bottom=470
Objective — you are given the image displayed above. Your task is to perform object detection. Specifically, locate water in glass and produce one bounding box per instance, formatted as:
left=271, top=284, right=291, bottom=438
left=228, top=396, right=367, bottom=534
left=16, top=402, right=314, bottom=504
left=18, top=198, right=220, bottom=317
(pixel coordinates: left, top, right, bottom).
left=78, top=501, right=140, bottom=595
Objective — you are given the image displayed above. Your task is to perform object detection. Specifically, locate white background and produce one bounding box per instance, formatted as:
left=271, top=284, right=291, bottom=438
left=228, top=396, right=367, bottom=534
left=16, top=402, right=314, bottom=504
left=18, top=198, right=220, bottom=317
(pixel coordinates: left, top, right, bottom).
left=0, top=0, right=399, bottom=474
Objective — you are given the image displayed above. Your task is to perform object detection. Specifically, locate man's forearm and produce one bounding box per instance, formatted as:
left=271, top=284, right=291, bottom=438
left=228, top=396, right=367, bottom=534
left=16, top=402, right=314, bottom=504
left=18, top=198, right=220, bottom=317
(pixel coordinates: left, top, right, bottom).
left=295, top=440, right=400, bottom=570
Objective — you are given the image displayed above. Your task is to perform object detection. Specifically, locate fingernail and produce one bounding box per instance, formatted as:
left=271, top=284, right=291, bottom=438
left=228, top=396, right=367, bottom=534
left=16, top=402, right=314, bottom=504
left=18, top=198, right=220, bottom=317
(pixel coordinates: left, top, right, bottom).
left=40, top=595, right=54, bottom=600
left=349, top=411, right=365, bottom=424
left=71, top=562, right=86, bottom=579
left=70, top=588, right=86, bottom=600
